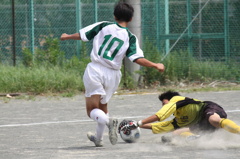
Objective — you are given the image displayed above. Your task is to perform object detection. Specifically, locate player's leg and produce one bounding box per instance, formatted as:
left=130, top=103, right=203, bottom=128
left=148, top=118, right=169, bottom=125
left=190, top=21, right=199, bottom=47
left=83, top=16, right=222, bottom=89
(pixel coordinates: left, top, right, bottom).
left=172, top=127, right=190, bottom=135
left=209, top=113, right=240, bottom=134
left=95, top=102, right=108, bottom=142
left=100, top=66, right=121, bottom=145
left=86, top=95, right=101, bottom=117
left=86, top=97, right=109, bottom=128
left=199, top=101, right=227, bottom=132
left=173, top=128, right=201, bottom=141
left=220, top=118, right=240, bottom=134
left=151, top=121, right=200, bottom=142
left=84, top=63, right=111, bottom=146
left=85, top=62, right=120, bottom=145
left=173, top=127, right=195, bottom=136
left=86, top=95, right=109, bottom=147
left=100, top=98, right=118, bottom=146
left=204, top=101, right=240, bottom=134
left=208, top=113, right=222, bottom=128
left=141, top=123, right=190, bottom=138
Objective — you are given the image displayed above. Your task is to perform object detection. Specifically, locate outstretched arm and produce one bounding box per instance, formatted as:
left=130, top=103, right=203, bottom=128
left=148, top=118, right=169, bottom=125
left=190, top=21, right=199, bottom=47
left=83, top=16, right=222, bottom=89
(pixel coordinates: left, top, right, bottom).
left=123, top=114, right=159, bottom=130
left=141, top=114, right=159, bottom=125
left=134, top=58, right=165, bottom=72
left=60, top=33, right=81, bottom=41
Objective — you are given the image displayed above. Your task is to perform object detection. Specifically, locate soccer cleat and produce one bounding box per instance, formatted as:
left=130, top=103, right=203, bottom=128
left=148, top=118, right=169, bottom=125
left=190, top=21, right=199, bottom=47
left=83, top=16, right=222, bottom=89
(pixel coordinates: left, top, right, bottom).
left=107, top=118, right=118, bottom=145
left=87, top=132, right=103, bottom=147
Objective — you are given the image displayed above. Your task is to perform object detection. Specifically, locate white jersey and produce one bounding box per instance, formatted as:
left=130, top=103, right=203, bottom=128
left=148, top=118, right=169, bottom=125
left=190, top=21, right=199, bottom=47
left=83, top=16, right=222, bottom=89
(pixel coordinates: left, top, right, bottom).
left=79, top=21, right=144, bottom=70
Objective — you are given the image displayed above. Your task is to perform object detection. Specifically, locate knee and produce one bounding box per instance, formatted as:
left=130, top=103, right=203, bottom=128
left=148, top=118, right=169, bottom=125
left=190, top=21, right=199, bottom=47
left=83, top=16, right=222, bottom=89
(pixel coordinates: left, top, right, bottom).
left=208, top=113, right=222, bottom=128
left=87, top=107, right=96, bottom=117
left=87, top=110, right=91, bottom=117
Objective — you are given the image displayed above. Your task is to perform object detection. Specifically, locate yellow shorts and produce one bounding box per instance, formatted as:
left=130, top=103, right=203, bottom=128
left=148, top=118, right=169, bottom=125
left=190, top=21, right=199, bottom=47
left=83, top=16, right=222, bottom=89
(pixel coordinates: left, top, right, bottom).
left=151, top=120, right=175, bottom=134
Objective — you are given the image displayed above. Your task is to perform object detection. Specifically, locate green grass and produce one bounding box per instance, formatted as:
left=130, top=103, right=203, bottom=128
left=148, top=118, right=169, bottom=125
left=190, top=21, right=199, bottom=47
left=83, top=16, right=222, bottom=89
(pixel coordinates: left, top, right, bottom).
left=0, top=65, right=84, bottom=95
left=0, top=61, right=239, bottom=97
left=141, top=47, right=240, bottom=86
left=1, top=55, right=239, bottom=97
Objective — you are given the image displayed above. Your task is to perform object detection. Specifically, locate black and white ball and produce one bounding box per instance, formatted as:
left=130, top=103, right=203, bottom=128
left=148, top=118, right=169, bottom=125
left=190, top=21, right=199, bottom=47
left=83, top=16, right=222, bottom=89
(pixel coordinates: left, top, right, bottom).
left=118, top=119, right=141, bottom=143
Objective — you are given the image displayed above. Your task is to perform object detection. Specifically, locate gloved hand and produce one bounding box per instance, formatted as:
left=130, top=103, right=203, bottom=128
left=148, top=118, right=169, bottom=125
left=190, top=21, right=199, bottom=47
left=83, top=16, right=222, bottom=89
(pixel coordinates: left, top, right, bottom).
left=118, top=119, right=129, bottom=133
left=127, top=120, right=139, bottom=130
left=120, top=120, right=142, bottom=133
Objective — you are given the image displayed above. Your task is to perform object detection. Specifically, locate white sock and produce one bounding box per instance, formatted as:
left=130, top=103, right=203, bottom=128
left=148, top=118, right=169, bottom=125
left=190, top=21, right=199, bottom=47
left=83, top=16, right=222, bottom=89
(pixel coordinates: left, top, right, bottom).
left=96, top=123, right=105, bottom=140
left=90, top=109, right=109, bottom=140
left=90, top=108, right=109, bottom=124
left=94, top=112, right=109, bottom=140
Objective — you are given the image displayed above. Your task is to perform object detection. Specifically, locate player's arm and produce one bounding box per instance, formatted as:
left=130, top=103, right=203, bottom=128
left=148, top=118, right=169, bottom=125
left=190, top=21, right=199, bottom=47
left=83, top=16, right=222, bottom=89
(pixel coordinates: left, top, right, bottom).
left=154, top=101, right=176, bottom=121
left=134, top=58, right=165, bottom=72
left=140, top=115, right=159, bottom=126
left=122, top=115, right=159, bottom=131
left=60, top=33, right=81, bottom=41
left=126, top=102, right=176, bottom=130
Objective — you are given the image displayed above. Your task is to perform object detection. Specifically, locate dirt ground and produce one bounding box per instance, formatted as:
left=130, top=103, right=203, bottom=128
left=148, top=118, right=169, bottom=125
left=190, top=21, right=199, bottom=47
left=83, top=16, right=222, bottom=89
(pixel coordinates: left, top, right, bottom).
left=0, top=90, right=240, bottom=159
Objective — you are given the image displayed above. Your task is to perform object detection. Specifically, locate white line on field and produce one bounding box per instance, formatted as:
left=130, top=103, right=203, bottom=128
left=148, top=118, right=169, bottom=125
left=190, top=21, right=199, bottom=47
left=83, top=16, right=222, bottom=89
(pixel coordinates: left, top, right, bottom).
left=0, top=116, right=145, bottom=128
left=226, top=110, right=240, bottom=113
left=0, top=110, right=239, bottom=128
left=0, top=120, right=91, bottom=128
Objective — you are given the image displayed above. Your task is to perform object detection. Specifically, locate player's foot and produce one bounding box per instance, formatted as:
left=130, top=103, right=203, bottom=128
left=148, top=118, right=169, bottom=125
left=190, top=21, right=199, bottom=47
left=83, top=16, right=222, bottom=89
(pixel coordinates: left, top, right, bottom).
left=107, top=118, right=118, bottom=145
left=87, top=132, right=103, bottom=147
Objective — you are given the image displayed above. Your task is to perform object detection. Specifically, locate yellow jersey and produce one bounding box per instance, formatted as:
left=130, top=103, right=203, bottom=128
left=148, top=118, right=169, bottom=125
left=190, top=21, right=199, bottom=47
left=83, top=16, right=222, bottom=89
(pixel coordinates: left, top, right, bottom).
left=155, top=96, right=205, bottom=128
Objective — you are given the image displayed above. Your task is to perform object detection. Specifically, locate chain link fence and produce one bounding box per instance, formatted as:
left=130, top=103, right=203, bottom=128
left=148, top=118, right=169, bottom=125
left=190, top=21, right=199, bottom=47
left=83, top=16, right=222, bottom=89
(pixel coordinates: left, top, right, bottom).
left=1, top=0, right=240, bottom=80
left=141, top=0, right=240, bottom=61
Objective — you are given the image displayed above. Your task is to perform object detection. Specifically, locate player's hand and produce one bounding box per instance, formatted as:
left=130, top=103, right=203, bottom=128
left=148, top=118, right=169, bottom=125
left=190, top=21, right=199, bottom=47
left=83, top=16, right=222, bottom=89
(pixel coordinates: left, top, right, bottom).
left=128, top=121, right=138, bottom=129
left=121, top=121, right=138, bottom=132
left=155, top=63, right=165, bottom=72
left=118, top=120, right=134, bottom=135
left=60, top=33, right=69, bottom=41
left=118, top=119, right=129, bottom=133
left=120, top=125, right=132, bottom=135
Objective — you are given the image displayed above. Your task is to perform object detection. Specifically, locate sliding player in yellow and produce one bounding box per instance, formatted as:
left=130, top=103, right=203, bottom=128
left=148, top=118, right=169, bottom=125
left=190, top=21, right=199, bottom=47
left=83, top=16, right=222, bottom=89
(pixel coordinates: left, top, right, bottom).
left=124, top=91, right=240, bottom=141
left=60, top=2, right=164, bottom=147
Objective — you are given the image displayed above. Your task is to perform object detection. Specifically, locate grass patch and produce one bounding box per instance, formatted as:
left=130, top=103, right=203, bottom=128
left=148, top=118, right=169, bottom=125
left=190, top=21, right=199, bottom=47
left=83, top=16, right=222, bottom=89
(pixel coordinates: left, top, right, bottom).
left=0, top=65, right=84, bottom=95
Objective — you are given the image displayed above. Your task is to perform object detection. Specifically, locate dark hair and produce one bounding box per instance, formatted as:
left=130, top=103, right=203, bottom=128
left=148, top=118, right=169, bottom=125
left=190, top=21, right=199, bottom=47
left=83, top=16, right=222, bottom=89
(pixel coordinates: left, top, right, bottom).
left=114, top=2, right=134, bottom=22
left=158, top=91, right=180, bottom=101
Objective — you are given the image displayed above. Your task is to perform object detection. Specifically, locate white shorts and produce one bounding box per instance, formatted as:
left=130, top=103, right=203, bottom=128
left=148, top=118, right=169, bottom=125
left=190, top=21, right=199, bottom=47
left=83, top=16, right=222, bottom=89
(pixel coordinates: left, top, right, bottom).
left=83, top=62, right=121, bottom=104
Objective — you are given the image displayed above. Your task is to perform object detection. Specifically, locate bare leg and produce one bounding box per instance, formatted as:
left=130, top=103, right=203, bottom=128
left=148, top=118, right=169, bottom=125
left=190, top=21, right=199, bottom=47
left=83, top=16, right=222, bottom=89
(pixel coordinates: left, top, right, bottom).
left=85, top=95, right=101, bottom=117
left=99, top=102, right=108, bottom=114
left=86, top=95, right=109, bottom=146
left=208, top=113, right=222, bottom=128
left=209, top=113, right=240, bottom=134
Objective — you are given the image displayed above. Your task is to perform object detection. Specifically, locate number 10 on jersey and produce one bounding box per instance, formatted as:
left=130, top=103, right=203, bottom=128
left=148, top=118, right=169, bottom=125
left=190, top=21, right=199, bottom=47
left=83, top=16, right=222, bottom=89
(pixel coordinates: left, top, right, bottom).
left=98, top=35, right=124, bottom=61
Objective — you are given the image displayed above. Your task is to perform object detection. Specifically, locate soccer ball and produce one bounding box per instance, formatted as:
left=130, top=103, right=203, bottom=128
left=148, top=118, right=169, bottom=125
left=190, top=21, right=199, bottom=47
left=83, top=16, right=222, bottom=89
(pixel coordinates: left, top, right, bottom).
left=118, top=119, right=141, bottom=143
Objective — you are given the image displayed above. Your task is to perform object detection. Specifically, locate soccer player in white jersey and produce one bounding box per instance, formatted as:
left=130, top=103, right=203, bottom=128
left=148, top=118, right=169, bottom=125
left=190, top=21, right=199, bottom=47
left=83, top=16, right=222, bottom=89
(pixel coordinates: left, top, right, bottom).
left=60, top=2, right=165, bottom=147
